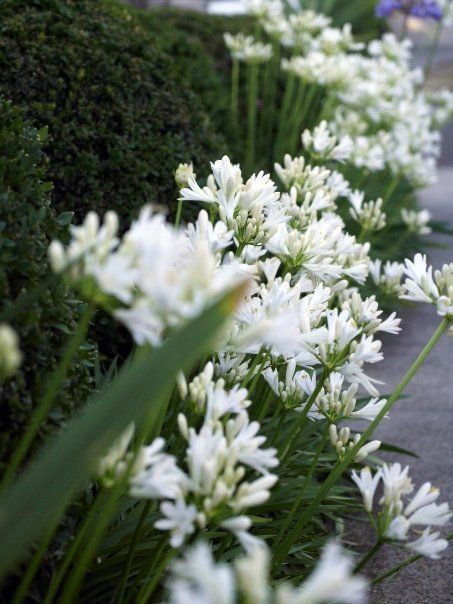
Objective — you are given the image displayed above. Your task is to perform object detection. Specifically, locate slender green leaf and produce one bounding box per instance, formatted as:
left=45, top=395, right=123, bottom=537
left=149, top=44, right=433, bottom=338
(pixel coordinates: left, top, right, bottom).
left=0, top=287, right=243, bottom=577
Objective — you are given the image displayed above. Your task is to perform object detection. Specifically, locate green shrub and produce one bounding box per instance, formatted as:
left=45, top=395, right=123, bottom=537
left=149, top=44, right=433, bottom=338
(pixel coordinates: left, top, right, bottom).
left=136, top=8, right=258, bottom=161
left=0, top=0, right=226, bottom=224
left=0, top=98, right=95, bottom=472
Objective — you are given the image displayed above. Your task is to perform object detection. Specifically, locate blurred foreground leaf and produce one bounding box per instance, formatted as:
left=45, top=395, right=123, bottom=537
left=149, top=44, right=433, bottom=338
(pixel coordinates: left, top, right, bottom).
left=0, top=286, right=243, bottom=577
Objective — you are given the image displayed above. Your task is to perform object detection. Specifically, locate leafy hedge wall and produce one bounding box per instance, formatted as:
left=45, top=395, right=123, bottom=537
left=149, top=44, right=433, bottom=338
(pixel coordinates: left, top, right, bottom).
left=0, top=99, right=95, bottom=471
left=0, top=0, right=226, bottom=223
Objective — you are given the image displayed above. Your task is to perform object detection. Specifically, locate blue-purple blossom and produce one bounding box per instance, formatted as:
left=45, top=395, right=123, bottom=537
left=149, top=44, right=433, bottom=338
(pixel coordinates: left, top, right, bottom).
left=376, top=0, right=442, bottom=21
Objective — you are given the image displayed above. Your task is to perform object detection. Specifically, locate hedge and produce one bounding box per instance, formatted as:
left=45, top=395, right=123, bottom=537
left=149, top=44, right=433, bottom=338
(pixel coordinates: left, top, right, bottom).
left=0, top=98, right=95, bottom=473
left=0, top=0, right=226, bottom=224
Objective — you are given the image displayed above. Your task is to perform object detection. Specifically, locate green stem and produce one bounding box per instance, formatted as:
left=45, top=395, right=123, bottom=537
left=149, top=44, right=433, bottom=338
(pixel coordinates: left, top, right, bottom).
left=246, top=63, right=260, bottom=175
left=174, top=199, right=183, bottom=229
left=382, top=174, right=401, bottom=207
left=262, top=44, right=280, bottom=163
left=372, top=532, right=453, bottom=585
left=288, top=83, right=320, bottom=158
left=126, top=536, right=167, bottom=602
left=13, top=507, right=64, bottom=604
left=273, top=422, right=329, bottom=550
left=231, top=58, right=240, bottom=129
left=1, top=302, right=95, bottom=493
left=271, top=406, right=288, bottom=446
left=279, top=369, right=327, bottom=462
left=241, top=348, right=265, bottom=389
left=59, top=434, right=148, bottom=603
left=274, top=72, right=296, bottom=162
left=257, top=388, right=274, bottom=423
left=400, top=15, right=409, bottom=41
left=114, top=501, right=152, bottom=604
left=272, top=318, right=449, bottom=571
left=353, top=540, right=383, bottom=574
left=357, top=226, right=368, bottom=244
left=136, top=546, right=176, bottom=603
left=424, top=19, right=444, bottom=81
left=372, top=553, right=421, bottom=585
left=43, top=490, right=107, bottom=604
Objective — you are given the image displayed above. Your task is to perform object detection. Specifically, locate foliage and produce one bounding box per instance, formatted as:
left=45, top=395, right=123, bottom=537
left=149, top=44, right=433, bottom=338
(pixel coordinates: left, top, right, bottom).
left=0, top=0, right=226, bottom=223
left=0, top=98, right=95, bottom=473
left=0, top=289, right=239, bottom=578
left=288, top=0, right=385, bottom=38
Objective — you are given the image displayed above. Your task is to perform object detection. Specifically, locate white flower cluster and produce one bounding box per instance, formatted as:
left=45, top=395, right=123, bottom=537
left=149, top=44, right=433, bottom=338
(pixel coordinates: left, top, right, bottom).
left=400, top=254, right=453, bottom=318
left=179, top=157, right=403, bottom=465
left=369, top=259, right=404, bottom=297
left=247, top=0, right=451, bottom=188
left=48, top=207, right=249, bottom=347
left=302, top=120, right=353, bottom=163
left=401, top=209, right=432, bottom=236
left=348, top=190, right=386, bottom=233
left=352, top=464, right=451, bottom=559
left=99, top=377, right=278, bottom=550
left=85, top=151, right=408, bottom=559
left=166, top=540, right=367, bottom=604
left=224, top=32, right=272, bottom=64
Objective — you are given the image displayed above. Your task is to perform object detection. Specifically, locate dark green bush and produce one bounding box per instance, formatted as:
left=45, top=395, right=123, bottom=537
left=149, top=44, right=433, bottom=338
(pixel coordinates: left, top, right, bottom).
left=0, top=0, right=226, bottom=224
left=136, top=8, right=257, bottom=160
left=0, top=98, right=95, bottom=472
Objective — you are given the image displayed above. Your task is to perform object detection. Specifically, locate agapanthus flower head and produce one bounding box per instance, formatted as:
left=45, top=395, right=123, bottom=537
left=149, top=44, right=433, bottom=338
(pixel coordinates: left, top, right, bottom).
left=224, top=32, right=273, bottom=63
left=401, top=208, right=432, bottom=236
left=166, top=541, right=367, bottom=604
left=376, top=0, right=442, bottom=21
left=400, top=254, right=453, bottom=318
left=353, top=463, right=451, bottom=558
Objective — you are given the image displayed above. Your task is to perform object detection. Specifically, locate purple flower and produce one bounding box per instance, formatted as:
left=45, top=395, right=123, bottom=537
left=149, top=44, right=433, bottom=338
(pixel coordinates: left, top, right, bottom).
left=375, top=0, right=442, bottom=21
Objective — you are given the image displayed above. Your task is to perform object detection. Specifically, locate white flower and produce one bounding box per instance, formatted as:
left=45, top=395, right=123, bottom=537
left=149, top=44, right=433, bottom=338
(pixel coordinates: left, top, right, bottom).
left=386, top=515, right=410, bottom=540
left=350, top=398, right=387, bottom=421
left=404, top=482, right=441, bottom=517
left=400, top=254, right=440, bottom=304
left=0, top=323, right=22, bottom=379
left=369, top=259, right=404, bottom=296
left=155, top=500, right=197, bottom=548
left=407, top=502, right=451, bottom=528
left=222, top=516, right=265, bottom=553
left=380, top=463, right=413, bottom=508
left=186, top=210, right=234, bottom=256
left=130, top=439, right=187, bottom=501
left=354, top=440, right=381, bottom=463
left=96, top=424, right=135, bottom=487
left=348, top=191, right=386, bottom=232
left=167, top=542, right=235, bottom=604
left=234, top=545, right=270, bottom=603
left=407, top=529, right=449, bottom=560
left=302, top=121, right=353, bottom=163
left=227, top=413, right=279, bottom=474
left=276, top=542, right=367, bottom=604
left=175, top=162, right=196, bottom=188
left=224, top=32, right=272, bottom=63
left=401, top=209, right=432, bottom=236
left=233, top=474, right=278, bottom=510
left=351, top=467, right=381, bottom=512
left=263, top=358, right=315, bottom=407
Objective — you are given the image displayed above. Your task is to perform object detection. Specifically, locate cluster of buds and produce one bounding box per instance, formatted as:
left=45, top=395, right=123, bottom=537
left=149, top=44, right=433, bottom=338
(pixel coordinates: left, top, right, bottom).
left=329, top=424, right=380, bottom=462
left=401, top=208, right=432, bottom=236
left=349, top=191, right=386, bottom=232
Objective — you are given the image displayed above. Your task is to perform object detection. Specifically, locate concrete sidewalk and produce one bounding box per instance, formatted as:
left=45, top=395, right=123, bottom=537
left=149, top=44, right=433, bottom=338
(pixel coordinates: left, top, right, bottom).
left=348, top=168, right=453, bottom=603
